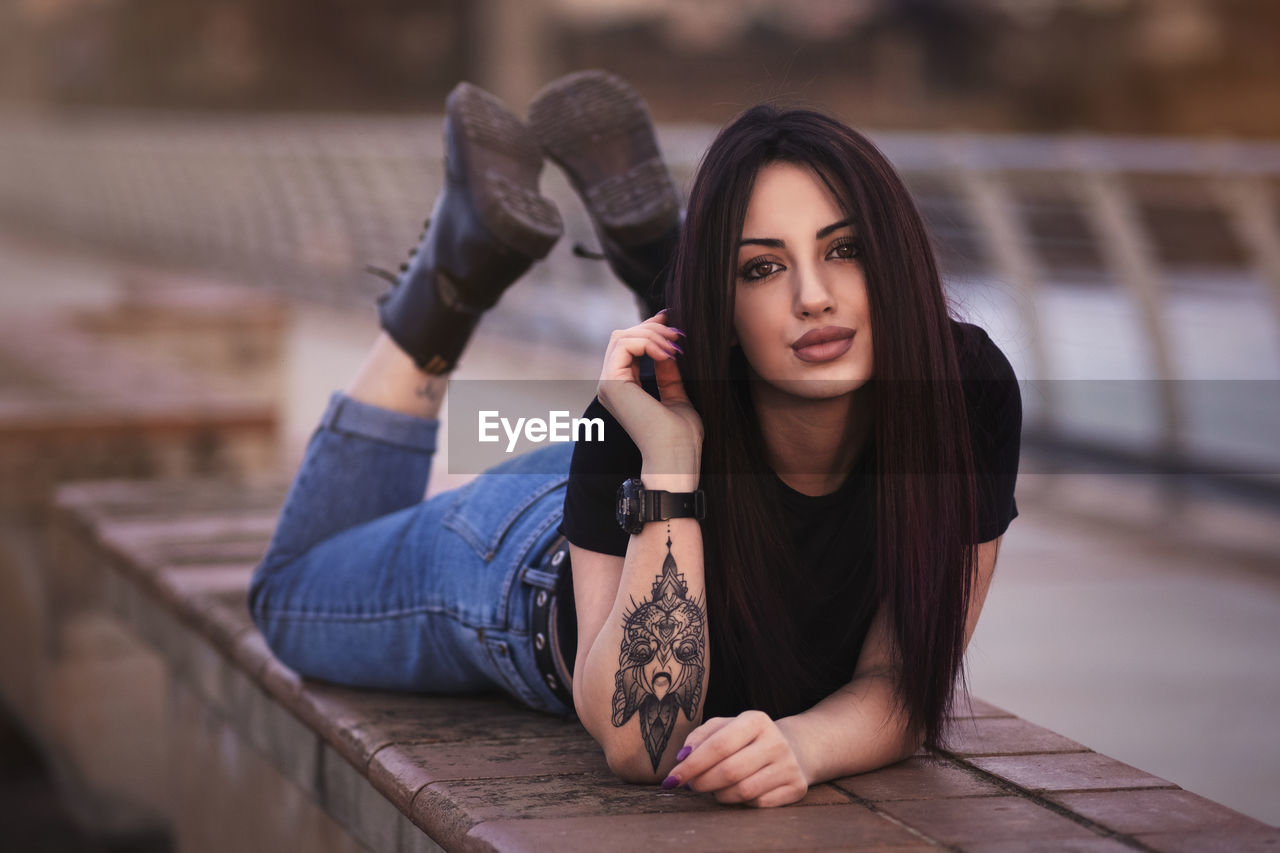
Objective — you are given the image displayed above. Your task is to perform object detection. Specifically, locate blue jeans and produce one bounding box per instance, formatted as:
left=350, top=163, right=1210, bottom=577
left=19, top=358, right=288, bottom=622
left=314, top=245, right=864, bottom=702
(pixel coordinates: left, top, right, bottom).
left=248, top=391, right=575, bottom=717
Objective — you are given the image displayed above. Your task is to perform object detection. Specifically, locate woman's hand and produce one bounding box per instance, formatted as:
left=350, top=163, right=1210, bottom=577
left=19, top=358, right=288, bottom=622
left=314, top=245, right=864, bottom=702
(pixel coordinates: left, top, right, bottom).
left=666, top=710, right=811, bottom=808
left=597, top=309, right=703, bottom=489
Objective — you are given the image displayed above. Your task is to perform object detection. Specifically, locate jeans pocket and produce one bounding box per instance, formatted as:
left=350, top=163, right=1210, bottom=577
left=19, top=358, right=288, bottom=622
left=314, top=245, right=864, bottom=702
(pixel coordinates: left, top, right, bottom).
left=441, top=444, right=572, bottom=563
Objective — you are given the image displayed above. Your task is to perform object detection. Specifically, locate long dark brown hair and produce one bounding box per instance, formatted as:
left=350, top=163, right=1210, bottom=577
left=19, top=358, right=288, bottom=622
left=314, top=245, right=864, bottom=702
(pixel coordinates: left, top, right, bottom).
left=666, top=105, right=979, bottom=750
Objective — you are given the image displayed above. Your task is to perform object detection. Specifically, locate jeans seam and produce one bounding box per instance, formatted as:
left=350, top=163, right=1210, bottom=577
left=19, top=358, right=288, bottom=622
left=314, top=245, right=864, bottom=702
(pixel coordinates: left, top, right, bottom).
left=258, top=604, right=456, bottom=622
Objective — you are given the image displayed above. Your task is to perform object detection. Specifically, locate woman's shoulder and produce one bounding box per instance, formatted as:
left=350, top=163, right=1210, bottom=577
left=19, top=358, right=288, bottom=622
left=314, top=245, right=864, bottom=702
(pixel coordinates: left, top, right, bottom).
left=949, top=318, right=1018, bottom=384
left=948, top=319, right=1023, bottom=446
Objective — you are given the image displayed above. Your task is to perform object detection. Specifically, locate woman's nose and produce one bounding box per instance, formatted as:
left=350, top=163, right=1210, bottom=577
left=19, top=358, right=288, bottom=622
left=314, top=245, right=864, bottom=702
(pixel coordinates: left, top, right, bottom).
left=794, top=266, right=836, bottom=316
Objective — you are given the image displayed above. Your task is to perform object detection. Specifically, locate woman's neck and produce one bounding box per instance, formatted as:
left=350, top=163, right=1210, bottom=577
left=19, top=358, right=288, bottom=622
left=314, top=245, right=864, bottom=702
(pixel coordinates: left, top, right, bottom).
left=749, top=379, right=874, bottom=497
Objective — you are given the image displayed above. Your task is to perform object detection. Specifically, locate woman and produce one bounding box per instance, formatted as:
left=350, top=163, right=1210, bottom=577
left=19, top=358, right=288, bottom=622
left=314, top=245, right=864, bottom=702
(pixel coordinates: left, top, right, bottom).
left=249, top=70, right=1021, bottom=810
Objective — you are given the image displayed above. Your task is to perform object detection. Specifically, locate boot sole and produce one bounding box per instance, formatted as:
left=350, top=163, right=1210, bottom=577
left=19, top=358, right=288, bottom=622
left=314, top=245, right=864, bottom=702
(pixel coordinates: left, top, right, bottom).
left=446, top=83, right=563, bottom=260
left=527, top=70, right=679, bottom=247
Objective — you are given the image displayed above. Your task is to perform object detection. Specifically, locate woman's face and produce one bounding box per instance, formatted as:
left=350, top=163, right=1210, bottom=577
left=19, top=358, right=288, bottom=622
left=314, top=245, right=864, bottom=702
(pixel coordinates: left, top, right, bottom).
left=732, top=161, right=874, bottom=401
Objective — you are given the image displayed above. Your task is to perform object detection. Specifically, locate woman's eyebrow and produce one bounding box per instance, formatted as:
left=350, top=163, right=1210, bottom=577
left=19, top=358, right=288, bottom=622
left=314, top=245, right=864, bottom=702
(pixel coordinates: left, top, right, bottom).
left=738, top=219, right=854, bottom=248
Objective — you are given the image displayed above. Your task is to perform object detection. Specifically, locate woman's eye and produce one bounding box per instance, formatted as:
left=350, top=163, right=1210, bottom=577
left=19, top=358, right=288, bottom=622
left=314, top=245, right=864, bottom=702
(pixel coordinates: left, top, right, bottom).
left=828, top=240, right=861, bottom=260
left=740, top=259, right=782, bottom=281
left=828, top=239, right=861, bottom=260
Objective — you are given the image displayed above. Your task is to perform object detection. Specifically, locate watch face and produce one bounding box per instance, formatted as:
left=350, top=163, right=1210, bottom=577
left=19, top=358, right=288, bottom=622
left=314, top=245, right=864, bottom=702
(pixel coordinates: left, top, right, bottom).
left=616, top=478, right=644, bottom=535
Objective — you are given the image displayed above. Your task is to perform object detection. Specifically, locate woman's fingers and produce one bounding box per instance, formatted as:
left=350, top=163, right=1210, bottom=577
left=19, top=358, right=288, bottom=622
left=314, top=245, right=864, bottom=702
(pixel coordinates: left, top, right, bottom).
left=598, top=328, right=683, bottom=395
left=603, top=325, right=681, bottom=370
left=715, top=764, right=806, bottom=807
left=687, top=742, right=772, bottom=795
left=652, top=351, right=691, bottom=406
left=595, top=311, right=700, bottom=467
left=669, top=712, right=763, bottom=785
left=669, top=711, right=808, bottom=808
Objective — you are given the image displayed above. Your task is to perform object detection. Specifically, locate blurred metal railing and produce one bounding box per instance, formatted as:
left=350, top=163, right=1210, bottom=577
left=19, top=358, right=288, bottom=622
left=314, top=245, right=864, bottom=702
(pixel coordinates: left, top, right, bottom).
left=2, top=110, right=1278, bottom=499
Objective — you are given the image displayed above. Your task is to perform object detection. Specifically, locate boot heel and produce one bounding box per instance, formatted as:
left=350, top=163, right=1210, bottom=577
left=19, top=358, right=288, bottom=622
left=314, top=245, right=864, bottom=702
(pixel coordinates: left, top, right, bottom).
left=528, top=70, right=679, bottom=247
left=449, top=83, right=563, bottom=259
left=584, top=160, right=681, bottom=245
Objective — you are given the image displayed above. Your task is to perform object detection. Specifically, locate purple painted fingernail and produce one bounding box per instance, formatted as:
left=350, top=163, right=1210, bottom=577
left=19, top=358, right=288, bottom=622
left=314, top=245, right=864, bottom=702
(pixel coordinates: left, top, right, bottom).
left=676, top=745, right=692, bottom=761
left=670, top=327, right=686, bottom=337
left=670, top=343, right=683, bottom=354
left=661, top=775, right=679, bottom=790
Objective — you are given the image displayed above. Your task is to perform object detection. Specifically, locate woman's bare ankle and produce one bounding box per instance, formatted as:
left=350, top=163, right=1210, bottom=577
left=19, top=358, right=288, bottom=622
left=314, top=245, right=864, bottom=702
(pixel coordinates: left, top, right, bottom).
left=345, top=332, right=450, bottom=421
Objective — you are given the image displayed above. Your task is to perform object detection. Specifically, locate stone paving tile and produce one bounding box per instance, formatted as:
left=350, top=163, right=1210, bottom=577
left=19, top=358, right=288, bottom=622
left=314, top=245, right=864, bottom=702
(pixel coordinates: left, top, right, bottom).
left=56, top=479, right=286, bottom=521
left=832, top=755, right=1004, bottom=801
left=136, top=535, right=274, bottom=569
left=958, top=839, right=1138, bottom=853
left=368, top=736, right=607, bottom=814
left=1052, top=789, right=1272, bottom=837
left=238, top=671, right=323, bottom=797
left=969, top=752, right=1178, bottom=793
left=1135, top=825, right=1280, bottom=852
left=949, top=696, right=1015, bottom=719
left=322, top=743, right=433, bottom=853
left=414, top=772, right=715, bottom=850
left=258, top=651, right=304, bottom=702
left=231, top=627, right=276, bottom=679
left=96, top=513, right=279, bottom=543
left=98, top=517, right=271, bottom=572
left=294, top=684, right=581, bottom=769
left=414, top=773, right=855, bottom=852
left=943, top=716, right=1090, bottom=756
left=877, top=796, right=1100, bottom=845
left=159, top=563, right=255, bottom=596
left=464, top=805, right=935, bottom=853
left=160, top=585, right=255, bottom=656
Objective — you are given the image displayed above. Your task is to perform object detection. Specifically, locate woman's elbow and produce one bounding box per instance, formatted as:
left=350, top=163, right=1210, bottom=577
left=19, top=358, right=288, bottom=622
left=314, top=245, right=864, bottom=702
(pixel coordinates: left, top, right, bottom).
left=577, top=712, right=665, bottom=784
left=605, top=748, right=664, bottom=785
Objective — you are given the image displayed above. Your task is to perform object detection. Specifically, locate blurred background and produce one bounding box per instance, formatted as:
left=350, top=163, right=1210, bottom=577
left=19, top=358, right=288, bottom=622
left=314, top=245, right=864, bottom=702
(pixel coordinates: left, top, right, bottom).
left=1, top=0, right=1277, bottom=848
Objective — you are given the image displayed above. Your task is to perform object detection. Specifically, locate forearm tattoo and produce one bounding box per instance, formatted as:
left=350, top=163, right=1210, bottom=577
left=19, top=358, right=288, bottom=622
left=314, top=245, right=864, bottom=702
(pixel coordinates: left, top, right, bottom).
left=612, top=527, right=706, bottom=771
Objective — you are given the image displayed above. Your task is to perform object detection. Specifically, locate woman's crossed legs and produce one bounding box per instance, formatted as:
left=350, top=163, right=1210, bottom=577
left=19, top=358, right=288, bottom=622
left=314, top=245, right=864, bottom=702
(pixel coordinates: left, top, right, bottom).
left=248, top=391, right=573, bottom=715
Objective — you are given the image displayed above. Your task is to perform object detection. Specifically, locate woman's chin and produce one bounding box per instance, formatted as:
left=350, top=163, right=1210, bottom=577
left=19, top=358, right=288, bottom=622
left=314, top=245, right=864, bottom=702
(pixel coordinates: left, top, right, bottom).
left=755, top=374, right=870, bottom=401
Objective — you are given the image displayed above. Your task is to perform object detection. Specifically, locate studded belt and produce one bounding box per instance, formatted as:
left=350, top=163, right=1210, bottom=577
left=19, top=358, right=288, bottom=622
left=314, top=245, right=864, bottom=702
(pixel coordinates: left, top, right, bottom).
left=530, top=534, right=574, bottom=710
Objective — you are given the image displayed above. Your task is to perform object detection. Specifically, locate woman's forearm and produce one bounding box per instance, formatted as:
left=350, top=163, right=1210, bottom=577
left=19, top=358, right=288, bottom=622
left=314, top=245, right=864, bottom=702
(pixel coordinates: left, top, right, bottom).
left=576, top=514, right=709, bottom=783
left=775, top=672, right=922, bottom=785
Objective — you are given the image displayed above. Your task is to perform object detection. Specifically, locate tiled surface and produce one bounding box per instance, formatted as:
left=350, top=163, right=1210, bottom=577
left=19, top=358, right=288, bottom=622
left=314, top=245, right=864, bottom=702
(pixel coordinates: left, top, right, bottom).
left=466, top=806, right=933, bottom=853
left=969, top=752, right=1178, bottom=793
left=1052, top=788, right=1269, bottom=836
left=943, top=715, right=1089, bottom=756
left=875, top=796, right=1099, bottom=845
left=49, top=478, right=1280, bottom=851
left=832, top=756, right=1004, bottom=801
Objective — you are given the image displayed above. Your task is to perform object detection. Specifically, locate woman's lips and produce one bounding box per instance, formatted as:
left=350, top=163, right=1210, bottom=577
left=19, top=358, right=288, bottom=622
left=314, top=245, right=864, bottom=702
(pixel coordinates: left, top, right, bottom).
left=793, top=332, right=854, bottom=363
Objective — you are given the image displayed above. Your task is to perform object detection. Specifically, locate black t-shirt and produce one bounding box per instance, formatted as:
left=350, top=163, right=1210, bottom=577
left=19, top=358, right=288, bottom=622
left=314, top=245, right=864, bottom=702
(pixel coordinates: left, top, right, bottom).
left=556, top=319, right=1022, bottom=717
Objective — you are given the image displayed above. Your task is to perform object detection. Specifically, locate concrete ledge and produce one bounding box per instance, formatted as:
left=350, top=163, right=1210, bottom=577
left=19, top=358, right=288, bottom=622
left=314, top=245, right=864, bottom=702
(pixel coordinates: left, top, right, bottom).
left=0, top=310, right=281, bottom=842
left=51, top=477, right=1280, bottom=852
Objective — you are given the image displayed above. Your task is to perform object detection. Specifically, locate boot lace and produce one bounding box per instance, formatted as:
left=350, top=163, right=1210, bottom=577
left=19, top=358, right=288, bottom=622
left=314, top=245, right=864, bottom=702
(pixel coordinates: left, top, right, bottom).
left=364, top=218, right=431, bottom=288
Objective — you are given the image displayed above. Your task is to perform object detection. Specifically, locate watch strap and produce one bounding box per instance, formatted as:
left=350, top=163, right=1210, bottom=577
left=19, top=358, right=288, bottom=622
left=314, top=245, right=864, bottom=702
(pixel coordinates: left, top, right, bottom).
left=643, top=488, right=706, bottom=523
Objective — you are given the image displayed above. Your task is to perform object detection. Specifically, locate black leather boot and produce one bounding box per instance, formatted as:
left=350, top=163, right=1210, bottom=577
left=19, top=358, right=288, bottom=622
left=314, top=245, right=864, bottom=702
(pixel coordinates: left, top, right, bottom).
left=375, top=82, right=562, bottom=374
left=527, top=70, right=680, bottom=319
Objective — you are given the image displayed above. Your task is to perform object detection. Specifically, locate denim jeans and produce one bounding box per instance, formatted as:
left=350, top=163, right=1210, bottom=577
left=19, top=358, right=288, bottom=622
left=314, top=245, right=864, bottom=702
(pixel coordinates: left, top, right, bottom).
left=248, top=390, right=575, bottom=717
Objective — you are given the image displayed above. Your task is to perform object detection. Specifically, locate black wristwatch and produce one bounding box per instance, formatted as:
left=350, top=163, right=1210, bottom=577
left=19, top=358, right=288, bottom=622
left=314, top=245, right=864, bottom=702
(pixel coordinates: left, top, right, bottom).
left=616, top=477, right=706, bottom=535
